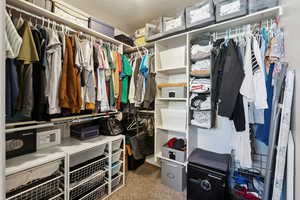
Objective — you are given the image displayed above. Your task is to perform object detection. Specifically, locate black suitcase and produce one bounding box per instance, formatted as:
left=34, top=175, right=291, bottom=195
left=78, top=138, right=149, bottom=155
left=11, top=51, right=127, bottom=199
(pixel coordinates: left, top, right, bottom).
left=187, top=148, right=231, bottom=200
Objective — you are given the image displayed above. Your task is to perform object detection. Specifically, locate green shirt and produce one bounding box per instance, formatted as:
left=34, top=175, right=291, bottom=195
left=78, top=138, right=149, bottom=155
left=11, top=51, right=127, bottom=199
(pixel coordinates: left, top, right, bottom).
left=121, top=55, right=133, bottom=104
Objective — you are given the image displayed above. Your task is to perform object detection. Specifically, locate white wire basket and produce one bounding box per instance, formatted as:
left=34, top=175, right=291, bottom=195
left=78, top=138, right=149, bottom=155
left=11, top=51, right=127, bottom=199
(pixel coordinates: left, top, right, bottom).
left=111, top=173, right=123, bottom=191
left=78, top=183, right=108, bottom=200
left=111, top=162, right=122, bottom=177
left=112, top=139, right=123, bottom=152
left=6, top=176, right=64, bottom=200
left=111, top=150, right=122, bottom=164
left=70, top=171, right=106, bottom=200
left=70, top=156, right=107, bottom=184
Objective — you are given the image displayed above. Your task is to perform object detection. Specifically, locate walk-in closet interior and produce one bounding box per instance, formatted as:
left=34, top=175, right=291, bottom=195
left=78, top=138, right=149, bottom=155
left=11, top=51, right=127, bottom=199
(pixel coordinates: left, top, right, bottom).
left=1, top=0, right=299, bottom=199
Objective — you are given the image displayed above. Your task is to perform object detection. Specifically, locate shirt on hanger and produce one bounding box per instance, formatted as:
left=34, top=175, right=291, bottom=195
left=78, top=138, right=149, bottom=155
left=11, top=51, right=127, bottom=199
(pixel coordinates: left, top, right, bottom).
left=121, top=55, right=133, bottom=104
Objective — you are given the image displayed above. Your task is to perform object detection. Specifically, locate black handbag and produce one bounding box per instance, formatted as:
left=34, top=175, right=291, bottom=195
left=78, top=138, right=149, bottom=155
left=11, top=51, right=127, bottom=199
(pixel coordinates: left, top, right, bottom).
left=100, top=118, right=123, bottom=136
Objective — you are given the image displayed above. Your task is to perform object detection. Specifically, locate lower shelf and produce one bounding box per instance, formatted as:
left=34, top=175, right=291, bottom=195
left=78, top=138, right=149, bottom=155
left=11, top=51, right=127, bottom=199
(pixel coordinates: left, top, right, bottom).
left=157, top=152, right=187, bottom=166
left=146, top=155, right=160, bottom=167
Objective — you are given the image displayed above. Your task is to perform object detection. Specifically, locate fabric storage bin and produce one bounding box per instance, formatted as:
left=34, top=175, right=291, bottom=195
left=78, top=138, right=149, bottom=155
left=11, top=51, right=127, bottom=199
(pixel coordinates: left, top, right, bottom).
left=160, top=46, right=186, bottom=68
left=161, top=160, right=186, bottom=192
left=186, top=0, right=215, bottom=29
left=69, top=145, right=106, bottom=167
left=215, top=0, right=248, bottom=22
left=162, top=145, right=186, bottom=163
left=71, top=124, right=100, bottom=140
left=114, top=34, right=134, bottom=46
left=6, top=130, right=37, bottom=160
left=249, top=0, right=279, bottom=13
left=145, top=18, right=165, bottom=42
left=89, top=18, right=115, bottom=38
left=160, top=109, right=186, bottom=132
left=112, top=150, right=122, bottom=164
left=52, top=0, right=89, bottom=27
left=25, top=0, right=53, bottom=11
left=111, top=162, right=122, bottom=177
left=162, top=12, right=186, bottom=36
left=161, top=86, right=187, bottom=98
left=36, top=128, right=61, bottom=150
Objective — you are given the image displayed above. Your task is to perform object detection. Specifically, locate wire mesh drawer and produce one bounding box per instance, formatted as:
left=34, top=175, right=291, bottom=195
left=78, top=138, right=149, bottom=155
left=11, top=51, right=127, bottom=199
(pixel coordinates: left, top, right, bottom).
left=70, top=156, right=107, bottom=184
left=112, top=150, right=122, bottom=164
left=112, top=139, right=123, bottom=152
left=78, top=183, right=108, bottom=200
left=7, top=176, right=64, bottom=200
left=70, top=171, right=106, bottom=200
left=111, top=174, right=123, bottom=191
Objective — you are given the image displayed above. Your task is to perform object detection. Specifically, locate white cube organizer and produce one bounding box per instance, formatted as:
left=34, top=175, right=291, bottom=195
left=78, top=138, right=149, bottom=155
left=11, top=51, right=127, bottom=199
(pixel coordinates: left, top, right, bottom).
left=160, top=109, right=187, bottom=132
left=160, top=46, right=186, bottom=68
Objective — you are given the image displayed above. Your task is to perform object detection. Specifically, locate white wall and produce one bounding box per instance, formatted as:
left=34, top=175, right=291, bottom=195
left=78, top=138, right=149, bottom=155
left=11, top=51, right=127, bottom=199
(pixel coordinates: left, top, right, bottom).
left=280, top=0, right=300, bottom=199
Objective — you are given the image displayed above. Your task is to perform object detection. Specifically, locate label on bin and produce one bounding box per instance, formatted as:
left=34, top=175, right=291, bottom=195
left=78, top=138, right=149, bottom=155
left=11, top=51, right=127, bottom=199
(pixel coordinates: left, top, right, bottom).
left=190, top=4, right=210, bottom=24
left=220, top=0, right=241, bottom=16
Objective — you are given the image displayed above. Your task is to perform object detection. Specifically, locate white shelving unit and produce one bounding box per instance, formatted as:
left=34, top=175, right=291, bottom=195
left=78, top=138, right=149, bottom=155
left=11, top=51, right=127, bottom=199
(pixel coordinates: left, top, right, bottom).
left=153, top=6, right=283, bottom=166
left=6, top=135, right=125, bottom=200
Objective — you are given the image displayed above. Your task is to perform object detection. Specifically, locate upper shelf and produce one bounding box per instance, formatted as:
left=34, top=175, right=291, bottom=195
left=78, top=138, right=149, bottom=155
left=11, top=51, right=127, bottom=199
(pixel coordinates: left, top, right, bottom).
left=156, top=66, right=187, bottom=74
left=155, top=6, right=282, bottom=42
left=6, top=0, right=132, bottom=48
left=124, top=42, right=155, bottom=53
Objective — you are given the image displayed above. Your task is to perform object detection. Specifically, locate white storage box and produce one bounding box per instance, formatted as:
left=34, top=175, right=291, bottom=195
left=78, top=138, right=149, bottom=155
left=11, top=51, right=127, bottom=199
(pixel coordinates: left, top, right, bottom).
left=160, top=46, right=186, bottom=68
left=161, top=160, right=186, bottom=192
left=160, top=109, right=187, bottom=132
left=37, top=128, right=61, bottom=150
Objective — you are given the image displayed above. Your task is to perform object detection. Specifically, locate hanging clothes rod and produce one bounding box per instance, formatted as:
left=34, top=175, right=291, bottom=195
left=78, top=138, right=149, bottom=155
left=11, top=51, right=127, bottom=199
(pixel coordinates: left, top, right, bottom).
left=6, top=4, right=120, bottom=51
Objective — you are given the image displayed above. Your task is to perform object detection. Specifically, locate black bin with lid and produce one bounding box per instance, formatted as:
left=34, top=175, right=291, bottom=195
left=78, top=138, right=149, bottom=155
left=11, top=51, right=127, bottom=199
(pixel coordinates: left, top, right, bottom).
left=187, top=148, right=231, bottom=200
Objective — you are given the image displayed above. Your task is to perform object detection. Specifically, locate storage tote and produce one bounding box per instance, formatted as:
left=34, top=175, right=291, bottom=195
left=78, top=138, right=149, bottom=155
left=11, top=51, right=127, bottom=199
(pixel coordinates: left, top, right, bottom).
left=186, top=0, right=216, bottom=29
left=89, top=17, right=115, bottom=38
left=160, top=109, right=186, bottom=132
left=162, top=145, right=186, bottom=163
left=52, top=0, right=89, bottom=27
left=159, top=46, right=186, bottom=68
left=159, top=83, right=187, bottom=98
left=248, top=0, right=279, bottom=13
left=162, top=12, right=186, bottom=36
left=161, top=160, right=186, bottom=192
left=145, top=18, right=164, bottom=42
left=215, top=0, right=248, bottom=22
left=25, top=0, right=53, bottom=11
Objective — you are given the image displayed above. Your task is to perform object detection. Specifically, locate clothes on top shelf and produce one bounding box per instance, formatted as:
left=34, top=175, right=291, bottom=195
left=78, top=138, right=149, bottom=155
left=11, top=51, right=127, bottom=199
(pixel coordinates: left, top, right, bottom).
left=5, top=10, right=134, bottom=122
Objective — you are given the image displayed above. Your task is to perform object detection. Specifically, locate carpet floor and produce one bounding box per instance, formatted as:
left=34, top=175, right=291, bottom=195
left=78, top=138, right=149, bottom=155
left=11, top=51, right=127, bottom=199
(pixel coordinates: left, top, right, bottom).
left=107, top=164, right=186, bottom=200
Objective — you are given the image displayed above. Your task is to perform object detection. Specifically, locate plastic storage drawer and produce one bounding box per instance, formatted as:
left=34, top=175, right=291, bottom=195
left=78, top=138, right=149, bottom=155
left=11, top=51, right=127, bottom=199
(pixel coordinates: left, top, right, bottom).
left=215, top=0, right=248, bottom=22
left=112, top=139, right=123, bottom=152
left=249, top=0, right=279, bottom=13
left=161, top=160, right=186, bottom=192
left=162, top=13, right=186, bottom=36
left=112, top=162, right=122, bottom=177
left=159, top=46, right=186, bottom=68
left=88, top=18, right=115, bottom=38
left=112, top=150, right=122, bottom=164
left=186, top=0, right=215, bottom=29
left=162, top=145, right=186, bottom=163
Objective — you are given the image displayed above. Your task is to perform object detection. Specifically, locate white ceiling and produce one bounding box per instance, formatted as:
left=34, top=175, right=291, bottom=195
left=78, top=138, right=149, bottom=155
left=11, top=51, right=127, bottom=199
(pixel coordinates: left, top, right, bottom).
left=62, top=0, right=202, bottom=34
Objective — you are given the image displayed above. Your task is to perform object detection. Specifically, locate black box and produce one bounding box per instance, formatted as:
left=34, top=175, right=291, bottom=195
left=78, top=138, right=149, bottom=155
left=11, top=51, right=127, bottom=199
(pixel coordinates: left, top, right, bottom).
left=71, top=124, right=100, bottom=140
left=187, top=148, right=231, bottom=200
left=6, top=130, right=37, bottom=159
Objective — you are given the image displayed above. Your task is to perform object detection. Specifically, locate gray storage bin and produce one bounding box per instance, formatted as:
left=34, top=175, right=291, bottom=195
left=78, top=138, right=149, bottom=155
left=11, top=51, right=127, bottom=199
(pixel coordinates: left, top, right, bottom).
left=162, top=145, right=186, bottom=163
left=145, top=18, right=165, bottom=42
left=161, top=86, right=187, bottom=98
left=249, top=0, right=279, bottom=13
left=215, top=0, right=248, bottom=22
left=186, top=0, right=216, bottom=29
left=88, top=18, right=115, bottom=38
left=26, top=0, right=53, bottom=11
left=161, top=160, right=186, bottom=192
left=162, top=12, right=186, bottom=35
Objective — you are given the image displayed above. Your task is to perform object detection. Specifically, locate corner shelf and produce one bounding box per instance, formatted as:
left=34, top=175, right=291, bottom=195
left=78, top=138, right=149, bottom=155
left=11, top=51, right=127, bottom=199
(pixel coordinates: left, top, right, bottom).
left=156, top=152, right=187, bottom=166
left=156, top=66, right=187, bottom=74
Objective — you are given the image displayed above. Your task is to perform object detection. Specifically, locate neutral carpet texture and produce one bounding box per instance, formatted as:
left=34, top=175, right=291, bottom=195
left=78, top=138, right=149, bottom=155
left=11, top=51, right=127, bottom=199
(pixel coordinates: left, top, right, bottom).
left=107, top=164, right=186, bottom=200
